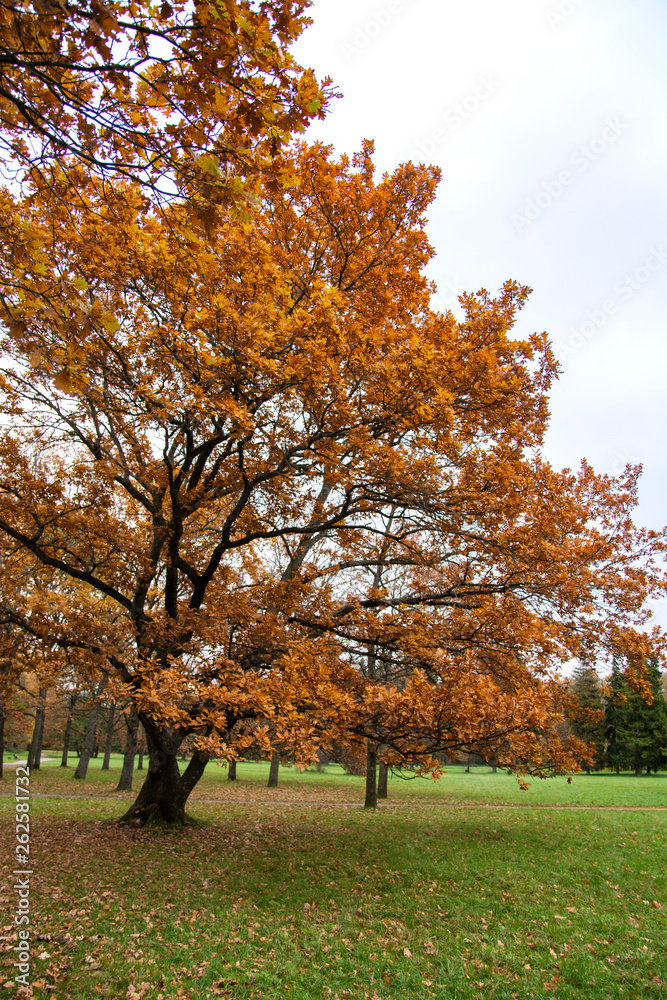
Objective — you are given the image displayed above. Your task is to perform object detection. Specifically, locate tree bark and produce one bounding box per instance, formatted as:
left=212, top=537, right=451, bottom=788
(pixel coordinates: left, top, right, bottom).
left=74, top=678, right=107, bottom=780
left=116, top=703, right=139, bottom=791
left=378, top=759, right=388, bottom=799
left=120, top=728, right=208, bottom=825
left=267, top=748, right=280, bottom=788
left=634, top=765, right=643, bottom=777
left=492, top=765, right=498, bottom=774
left=365, top=745, right=378, bottom=809
left=228, top=758, right=237, bottom=781
left=27, top=687, right=47, bottom=770
left=60, top=691, right=78, bottom=767
left=101, top=704, right=116, bottom=770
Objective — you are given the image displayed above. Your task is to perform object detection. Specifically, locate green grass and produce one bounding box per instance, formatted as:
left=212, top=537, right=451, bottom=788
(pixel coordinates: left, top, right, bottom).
left=1, top=763, right=666, bottom=999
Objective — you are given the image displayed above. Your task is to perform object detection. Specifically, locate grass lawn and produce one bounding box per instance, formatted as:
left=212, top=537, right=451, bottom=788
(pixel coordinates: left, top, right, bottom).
left=1, top=761, right=666, bottom=1000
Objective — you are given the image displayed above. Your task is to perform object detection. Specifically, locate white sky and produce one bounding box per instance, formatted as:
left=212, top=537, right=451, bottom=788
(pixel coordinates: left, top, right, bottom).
left=292, top=0, right=667, bottom=632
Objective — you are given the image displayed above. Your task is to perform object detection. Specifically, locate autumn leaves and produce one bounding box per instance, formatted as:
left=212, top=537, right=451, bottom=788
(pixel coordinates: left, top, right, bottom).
left=0, top=2, right=664, bottom=823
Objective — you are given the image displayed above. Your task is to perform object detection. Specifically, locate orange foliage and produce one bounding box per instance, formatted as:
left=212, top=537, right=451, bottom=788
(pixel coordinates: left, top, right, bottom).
left=0, top=0, right=329, bottom=207
left=0, top=142, right=664, bottom=820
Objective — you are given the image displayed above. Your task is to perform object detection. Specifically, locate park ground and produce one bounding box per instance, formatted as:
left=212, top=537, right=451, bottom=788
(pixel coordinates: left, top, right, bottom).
left=0, top=760, right=666, bottom=1000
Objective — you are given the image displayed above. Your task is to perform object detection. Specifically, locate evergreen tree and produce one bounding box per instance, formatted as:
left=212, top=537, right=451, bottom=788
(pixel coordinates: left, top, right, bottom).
left=569, top=665, right=606, bottom=772
left=606, top=660, right=667, bottom=775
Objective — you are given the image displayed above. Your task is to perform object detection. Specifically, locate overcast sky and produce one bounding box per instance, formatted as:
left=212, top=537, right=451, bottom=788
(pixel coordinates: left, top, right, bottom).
left=292, top=0, right=667, bottom=631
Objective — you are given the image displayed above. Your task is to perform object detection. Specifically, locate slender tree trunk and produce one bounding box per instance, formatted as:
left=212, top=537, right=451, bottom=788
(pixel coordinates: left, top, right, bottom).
left=120, top=725, right=209, bottom=825
left=60, top=692, right=78, bottom=767
left=74, top=678, right=107, bottom=780
left=267, top=749, right=280, bottom=788
left=492, top=765, right=498, bottom=773
left=101, top=704, right=116, bottom=770
left=116, top=704, right=139, bottom=791
left=228, top=758, right=237, bottom=781
left=27, top=687, right=47, bottom=770
left=365, top=745, right=378, bottom=809
left=137, top=726, right=146, bottom=771
left=378, top=759, right=388, bottom=799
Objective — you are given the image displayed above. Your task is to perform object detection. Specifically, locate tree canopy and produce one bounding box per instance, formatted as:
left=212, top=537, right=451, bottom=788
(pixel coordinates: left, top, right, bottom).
left=0, top=0, right=328, bottom=206
left=0, top=137, right=665, bottom=821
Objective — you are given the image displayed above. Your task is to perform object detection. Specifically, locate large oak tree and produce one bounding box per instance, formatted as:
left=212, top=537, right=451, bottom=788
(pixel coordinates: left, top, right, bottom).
left=0, top=142, right=664, bottom=822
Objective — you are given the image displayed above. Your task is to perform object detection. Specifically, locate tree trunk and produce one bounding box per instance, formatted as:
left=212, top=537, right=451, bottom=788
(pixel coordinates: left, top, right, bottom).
left=120, top=728, right=208, bottom=825
left=116, top=703, right=139, bottom=791
left=101, top=704, right=116, bottom=770
left=74, top=678, right=107, bottom=780
left=267, top=748, right=280, bottom=788
left=634, top=764, right=643, bottom=776
left=365, top=745, right=378, bottom=809
left=228, top=758, right=237, bottom=781
left=378, top=759, right=388, bottom=799
left=27, top=687, right=47, bottom=770
left=60, top=692, right=78, bottom=767
left=492, top=765, right=498, bottom=774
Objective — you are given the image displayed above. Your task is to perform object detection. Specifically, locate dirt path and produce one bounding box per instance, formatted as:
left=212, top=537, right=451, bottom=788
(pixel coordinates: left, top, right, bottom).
left=1, top=757, right=56, bottom=769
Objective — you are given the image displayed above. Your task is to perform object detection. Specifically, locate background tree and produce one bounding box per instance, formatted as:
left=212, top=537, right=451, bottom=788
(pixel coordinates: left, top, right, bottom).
left=74, top=676, right=108, bottom=779
left=60, top=687, right=80, bottom=767
left=568, top=665, right=606, bottom=773
left=117, top=701, right=139, bottom=791
left=606, top=659, right=667, bottom=775
left=101, top=700, right=118, bottom=769
left=0, top=143, right=665, bottom=823
left=26, top=684, right=47, bottom=769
